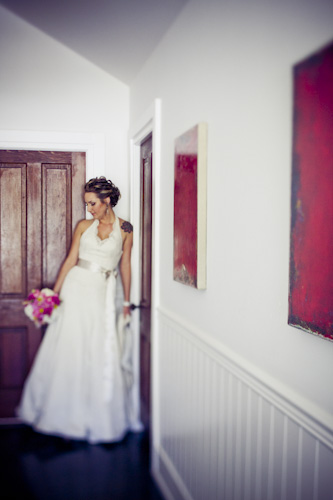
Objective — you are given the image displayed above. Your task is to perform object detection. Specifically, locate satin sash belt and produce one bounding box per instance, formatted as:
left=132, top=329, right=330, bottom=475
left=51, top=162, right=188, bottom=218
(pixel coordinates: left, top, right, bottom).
left=77, top=258, right=118, bottom=279
left=77, top=258, right=118, bottom=403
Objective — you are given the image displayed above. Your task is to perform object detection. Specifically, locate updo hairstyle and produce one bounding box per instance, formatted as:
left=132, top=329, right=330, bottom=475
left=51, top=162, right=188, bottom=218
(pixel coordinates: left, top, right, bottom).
left=84, top=177, right=121, bottom=208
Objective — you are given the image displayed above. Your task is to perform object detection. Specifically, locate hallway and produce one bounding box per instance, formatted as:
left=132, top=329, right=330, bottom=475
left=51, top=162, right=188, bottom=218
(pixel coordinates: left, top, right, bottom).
left=0, top=425, right=164, bottom=500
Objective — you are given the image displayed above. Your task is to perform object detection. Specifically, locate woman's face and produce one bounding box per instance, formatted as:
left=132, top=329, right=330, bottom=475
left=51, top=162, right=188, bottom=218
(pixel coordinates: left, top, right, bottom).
left=84, top=192, right=107, bottom=219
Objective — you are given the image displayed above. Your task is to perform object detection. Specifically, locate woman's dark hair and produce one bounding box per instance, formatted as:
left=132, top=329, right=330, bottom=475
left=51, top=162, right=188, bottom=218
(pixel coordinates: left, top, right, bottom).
left=84, top=177, right=121, bottom=207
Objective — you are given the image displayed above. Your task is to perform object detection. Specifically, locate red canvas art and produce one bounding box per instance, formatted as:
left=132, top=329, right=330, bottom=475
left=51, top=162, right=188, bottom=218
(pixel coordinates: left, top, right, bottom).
left=289, top=41, right=333, bottom=341
left=174, top=124, right=207, bottom=289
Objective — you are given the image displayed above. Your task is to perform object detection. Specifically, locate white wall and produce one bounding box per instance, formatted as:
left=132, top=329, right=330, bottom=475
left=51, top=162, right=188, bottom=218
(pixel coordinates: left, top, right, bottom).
left=130, top=0, right=333, bottom=497
left=0, top=5, right=130, bottom=216
left=130, top=0, right=333, bottom=415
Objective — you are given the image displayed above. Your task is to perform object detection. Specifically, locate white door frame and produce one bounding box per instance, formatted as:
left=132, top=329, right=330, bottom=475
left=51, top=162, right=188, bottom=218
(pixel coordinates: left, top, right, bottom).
left=0, top=130, right=105, bottom=182
left=129, top=99, right=162, bottom=459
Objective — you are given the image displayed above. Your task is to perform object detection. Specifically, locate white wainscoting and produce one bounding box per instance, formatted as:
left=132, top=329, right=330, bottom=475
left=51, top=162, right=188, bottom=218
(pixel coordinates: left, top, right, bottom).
left=152, top=308, right=333, bottom=500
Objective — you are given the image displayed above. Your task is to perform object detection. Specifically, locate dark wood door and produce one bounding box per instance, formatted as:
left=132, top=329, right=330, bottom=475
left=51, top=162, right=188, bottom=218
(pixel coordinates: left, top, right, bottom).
left=0, top=150, right=86, bottom=418
left=139, top=135, right=153, bottom=430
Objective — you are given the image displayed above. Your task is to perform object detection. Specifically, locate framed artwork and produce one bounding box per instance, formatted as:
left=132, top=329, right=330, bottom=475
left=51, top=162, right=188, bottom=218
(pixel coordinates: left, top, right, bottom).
left=288, top=41, right=333, bottom=341
left=173, top=123, right=207, bottom=289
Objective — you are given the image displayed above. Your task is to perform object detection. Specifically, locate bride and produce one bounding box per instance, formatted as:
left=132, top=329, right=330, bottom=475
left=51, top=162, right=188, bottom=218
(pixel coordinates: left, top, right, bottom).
left=17, top=177, right=135, bottom=444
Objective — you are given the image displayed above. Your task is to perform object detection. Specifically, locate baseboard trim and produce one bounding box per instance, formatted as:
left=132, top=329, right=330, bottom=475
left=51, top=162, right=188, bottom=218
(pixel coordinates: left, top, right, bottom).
left=152, top=445, right=193, bottom=500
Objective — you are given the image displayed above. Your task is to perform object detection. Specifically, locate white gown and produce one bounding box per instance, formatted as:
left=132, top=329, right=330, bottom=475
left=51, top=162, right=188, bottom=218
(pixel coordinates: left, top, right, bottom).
left=17, top=217, right=130, bottom=444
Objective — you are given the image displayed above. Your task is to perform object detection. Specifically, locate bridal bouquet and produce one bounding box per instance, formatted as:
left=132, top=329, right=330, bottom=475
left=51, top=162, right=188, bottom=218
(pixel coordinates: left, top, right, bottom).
left=23, top=288, right=61, bottom=327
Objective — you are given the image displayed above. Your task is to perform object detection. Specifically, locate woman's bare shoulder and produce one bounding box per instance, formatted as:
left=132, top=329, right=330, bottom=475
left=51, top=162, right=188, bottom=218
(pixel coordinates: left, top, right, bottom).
left=76, top=218, right=94, bottom=234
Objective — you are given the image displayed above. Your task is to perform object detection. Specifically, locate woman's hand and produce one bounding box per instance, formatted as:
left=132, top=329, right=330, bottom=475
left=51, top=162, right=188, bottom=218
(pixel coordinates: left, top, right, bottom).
left=123, top=305, right=131, bottom=318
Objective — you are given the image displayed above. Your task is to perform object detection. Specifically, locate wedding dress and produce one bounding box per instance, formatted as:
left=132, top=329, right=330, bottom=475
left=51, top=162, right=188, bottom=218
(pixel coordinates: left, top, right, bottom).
left=17, top=217, right=131, bottom=443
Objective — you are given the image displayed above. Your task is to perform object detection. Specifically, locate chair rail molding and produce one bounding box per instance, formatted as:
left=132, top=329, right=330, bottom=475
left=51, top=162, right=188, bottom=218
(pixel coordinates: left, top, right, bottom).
left=152, top=306, right=333, bottom=500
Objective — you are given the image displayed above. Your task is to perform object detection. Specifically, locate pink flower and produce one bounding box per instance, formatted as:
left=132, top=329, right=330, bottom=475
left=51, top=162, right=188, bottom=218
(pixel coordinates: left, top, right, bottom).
left=23, top=288, right=61, bottom=328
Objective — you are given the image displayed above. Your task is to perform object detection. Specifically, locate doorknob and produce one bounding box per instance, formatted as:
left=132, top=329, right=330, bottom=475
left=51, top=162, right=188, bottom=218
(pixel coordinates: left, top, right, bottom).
left=130, top=303, right=143, bottom=310
left=130, top=303, right=148, bottom=310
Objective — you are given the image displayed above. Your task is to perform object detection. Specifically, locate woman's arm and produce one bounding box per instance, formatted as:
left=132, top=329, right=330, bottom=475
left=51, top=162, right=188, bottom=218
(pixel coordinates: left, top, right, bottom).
left=119, top=220, right=133, bottom=316
left=53, top=220, right=90, bottom=294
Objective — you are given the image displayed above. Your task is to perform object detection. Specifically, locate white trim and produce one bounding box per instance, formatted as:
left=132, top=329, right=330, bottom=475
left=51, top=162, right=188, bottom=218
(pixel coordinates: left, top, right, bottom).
left=157, top=305, right=333, bottom=448
left=0, top=130, right=106, bottom=181
left=152, top=445, right=193, bottom=500
left=155, top=307, right=333, bottom=499
left=129, top=98, right=162, bottom=462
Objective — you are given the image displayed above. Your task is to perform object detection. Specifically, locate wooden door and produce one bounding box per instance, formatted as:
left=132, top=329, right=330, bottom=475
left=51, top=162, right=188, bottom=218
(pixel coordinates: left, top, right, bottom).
left=139, top=135, right=153, bottom=430
left=0, top=150, right=86, bottom=418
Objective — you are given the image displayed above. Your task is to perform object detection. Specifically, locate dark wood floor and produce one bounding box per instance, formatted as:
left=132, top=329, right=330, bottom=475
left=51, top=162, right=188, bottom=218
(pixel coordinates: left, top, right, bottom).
left=0, top=425, right=164, bottom=500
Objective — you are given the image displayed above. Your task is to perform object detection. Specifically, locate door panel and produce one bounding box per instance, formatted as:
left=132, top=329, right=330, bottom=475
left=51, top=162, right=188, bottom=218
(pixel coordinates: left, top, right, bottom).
left=42, top=164, right=72, bottom=287
left=139, top=135, right=153, bottom=430
left=0, top=150, right=85, bottom=417
left=0, top=327, right=27, bottom=417
left=27, top=163, right=42, bottom=293
left=1, top=165, right=27, bottom=295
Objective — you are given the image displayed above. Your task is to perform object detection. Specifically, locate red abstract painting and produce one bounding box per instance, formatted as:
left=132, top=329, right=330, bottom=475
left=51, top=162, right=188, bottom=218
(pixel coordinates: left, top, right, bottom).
left=289, top=41, right=333, bottom=341
left=174, top=124, right=207, bottom=289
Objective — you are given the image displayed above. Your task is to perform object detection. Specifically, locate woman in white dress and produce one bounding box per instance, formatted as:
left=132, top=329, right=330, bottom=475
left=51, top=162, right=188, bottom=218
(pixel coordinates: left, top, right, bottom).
left=17, top=177, right=133, bottom=444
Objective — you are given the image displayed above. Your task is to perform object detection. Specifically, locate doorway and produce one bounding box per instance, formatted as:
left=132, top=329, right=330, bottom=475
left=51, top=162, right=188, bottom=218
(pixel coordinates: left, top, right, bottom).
left=139, top=134, right=153, bottom=430
left=0, top=150, right=86, bottom=418
left=129, top=99, right=161, bottom=456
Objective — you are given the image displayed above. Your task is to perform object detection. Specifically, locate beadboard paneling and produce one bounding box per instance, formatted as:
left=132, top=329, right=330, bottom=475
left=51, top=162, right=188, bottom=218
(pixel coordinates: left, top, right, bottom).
left=152, top=309, right=333, bottom=500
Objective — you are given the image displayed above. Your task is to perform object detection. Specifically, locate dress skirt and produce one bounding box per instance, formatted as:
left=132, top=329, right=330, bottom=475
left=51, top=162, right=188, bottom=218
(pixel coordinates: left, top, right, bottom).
left=17, top=265, right=129, bottom=444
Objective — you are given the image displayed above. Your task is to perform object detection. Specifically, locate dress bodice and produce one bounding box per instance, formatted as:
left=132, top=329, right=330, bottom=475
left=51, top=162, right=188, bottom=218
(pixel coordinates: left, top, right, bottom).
left=78, top=218, right=123, bottom=271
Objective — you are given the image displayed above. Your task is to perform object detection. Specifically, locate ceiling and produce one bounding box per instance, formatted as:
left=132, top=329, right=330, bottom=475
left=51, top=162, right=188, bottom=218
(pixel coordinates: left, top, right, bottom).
left=0, top=0, right=188, bottom=85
